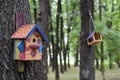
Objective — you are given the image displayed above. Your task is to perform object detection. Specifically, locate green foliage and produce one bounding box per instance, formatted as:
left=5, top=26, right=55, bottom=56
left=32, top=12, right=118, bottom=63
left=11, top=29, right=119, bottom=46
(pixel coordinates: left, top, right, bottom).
left=94, top=0, right=120, bottom=63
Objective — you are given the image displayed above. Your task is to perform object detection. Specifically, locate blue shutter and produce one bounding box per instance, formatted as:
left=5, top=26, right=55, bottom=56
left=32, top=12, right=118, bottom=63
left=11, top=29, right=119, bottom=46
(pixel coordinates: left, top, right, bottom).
left=17, top=40, right=24, bottom=52
left=39, top=44, right=44, bottom=52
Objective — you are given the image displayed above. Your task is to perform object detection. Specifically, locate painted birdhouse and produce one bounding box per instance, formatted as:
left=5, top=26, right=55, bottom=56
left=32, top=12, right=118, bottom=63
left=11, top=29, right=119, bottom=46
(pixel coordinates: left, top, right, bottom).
left=11, top=24, right=48, bottom=60
left=87, top=31, right=102, bottom=45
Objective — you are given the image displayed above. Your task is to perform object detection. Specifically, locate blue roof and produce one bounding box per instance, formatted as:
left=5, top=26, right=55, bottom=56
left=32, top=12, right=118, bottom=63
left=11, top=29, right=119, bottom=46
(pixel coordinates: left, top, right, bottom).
left=27, top=24, right=48, bottom=42
left=87, top=31, right=95, bottom=40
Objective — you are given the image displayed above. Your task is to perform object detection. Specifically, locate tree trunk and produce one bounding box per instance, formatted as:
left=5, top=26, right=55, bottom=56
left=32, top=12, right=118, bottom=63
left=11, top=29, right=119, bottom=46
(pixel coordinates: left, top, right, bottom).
left=54, top=0, right=62, bottom=79
left=96, top=58, right=99, bottom=69
left=74, top=44, right=79, bottom=67
left=109, top=53, right=113, bottom=69
left=107, top=0, right=114, bottom=70
left=63, top=45, right=67, bottom=71
left=33, top=0, right=37, bottom=23
left=60, top=17, right=64, bottom=73
left=117, top=61, right=120, bottom=68
left=99, top=0, right=105, bottom=79
left=0, top=0, right=17, bottom=80
left=49, top=8, right=55, bottom=71
left=67, top=45, right=70, bottom=68
left=39, top=0, right=50, bottom=80
left=95, top=47, right=99, bottom=69
left=80, top=0, right=95, bottom=80
left=100, top=42, right=105, bottom=80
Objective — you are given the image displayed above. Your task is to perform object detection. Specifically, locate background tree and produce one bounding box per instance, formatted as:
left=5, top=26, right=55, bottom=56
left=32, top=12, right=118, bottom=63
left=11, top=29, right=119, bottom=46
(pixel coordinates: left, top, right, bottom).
left=80, top=0, right=95, bottom=80
left=38, top=0, right=50, bottom=80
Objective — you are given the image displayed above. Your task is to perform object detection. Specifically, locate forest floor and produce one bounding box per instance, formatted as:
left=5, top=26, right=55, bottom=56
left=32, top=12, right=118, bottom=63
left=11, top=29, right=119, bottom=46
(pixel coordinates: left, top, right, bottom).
left=48, top=66, right=120, bottom=80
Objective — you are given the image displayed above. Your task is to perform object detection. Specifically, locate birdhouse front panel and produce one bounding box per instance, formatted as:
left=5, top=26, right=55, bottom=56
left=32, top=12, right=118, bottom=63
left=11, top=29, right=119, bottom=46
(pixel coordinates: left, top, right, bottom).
left=25, top=31, right=42, bottom=60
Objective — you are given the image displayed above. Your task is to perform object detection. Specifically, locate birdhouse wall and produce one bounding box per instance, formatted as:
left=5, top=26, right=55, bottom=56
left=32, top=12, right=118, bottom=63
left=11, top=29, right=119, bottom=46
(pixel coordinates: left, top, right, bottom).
left=94, top=33, right=102, bottom=40
left=14, top=40, right=24, bottom=60
left=25, top=31, right=42, bottom=60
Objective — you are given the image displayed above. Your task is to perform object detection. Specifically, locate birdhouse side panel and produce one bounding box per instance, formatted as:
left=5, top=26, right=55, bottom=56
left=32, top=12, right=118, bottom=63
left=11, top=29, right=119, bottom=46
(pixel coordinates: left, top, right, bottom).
left=14, top=40, right=21, bottom=60
left=25, top=31, right=42, bottom=60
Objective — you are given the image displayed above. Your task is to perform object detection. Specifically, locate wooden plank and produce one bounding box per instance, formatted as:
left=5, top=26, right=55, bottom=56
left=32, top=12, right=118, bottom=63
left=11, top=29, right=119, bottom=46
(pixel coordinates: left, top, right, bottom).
left=18, top=61, right=24, bottom=72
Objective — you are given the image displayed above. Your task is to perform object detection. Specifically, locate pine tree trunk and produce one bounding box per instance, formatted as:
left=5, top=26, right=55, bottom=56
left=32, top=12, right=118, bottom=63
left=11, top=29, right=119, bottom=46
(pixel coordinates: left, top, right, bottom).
left=80, top=0, right=95, bottom=80
left=59, top=0, right=64, bottom=73
left=63, top=48, right=67, bottom=71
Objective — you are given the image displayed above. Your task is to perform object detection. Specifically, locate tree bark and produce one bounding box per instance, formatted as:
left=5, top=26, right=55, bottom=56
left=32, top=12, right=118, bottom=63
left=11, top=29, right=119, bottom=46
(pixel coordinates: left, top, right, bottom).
left=33, top=0, right=37, bottom=23
left=54, top=0, right=62, bottom=79
left=48, top=8, right=55, bottom=71
left=98, top=0, right=105, bottom=79
left=63, top=45, right=67, bottom=71
left=66, top=0, right=71, bottom=69
left=0, top=0, right=16, bottom=80
left=80, top=0, right=95, bottom=80
left=39, top=0, right=50, bottom=80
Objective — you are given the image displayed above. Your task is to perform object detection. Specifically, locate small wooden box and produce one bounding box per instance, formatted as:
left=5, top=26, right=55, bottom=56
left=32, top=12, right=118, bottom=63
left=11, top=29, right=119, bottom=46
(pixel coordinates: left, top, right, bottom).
left=11, top=24, right=48, bottom=60
left=87, top=31, right=102, bottom=45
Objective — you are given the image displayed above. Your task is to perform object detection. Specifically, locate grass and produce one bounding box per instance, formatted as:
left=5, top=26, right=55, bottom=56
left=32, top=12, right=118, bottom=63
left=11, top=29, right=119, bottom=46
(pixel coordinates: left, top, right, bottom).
left=48, top=66, right=120, bottom=80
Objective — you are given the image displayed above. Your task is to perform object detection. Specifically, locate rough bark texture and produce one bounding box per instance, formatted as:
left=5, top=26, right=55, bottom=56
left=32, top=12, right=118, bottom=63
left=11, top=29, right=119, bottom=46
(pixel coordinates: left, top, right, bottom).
left=0, top=0, right=16, bottom=80
left=55, top=0, right=61, bottom=79
left=39, top=0, right=50, bottom=80
left=80, top=0, right=95, bottom=80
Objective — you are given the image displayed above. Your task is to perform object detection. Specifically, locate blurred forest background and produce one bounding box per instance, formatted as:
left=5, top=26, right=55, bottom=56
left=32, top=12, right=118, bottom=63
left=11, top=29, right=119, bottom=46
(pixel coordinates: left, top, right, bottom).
left=27, top=0, right=120, bottom=79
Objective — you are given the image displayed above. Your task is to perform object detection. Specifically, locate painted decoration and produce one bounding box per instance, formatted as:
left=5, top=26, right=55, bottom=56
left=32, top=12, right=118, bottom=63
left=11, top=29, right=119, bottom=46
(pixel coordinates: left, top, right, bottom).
left=11, top=24, right=48, bottom=60
left=87, top=31, right=102, bottom=45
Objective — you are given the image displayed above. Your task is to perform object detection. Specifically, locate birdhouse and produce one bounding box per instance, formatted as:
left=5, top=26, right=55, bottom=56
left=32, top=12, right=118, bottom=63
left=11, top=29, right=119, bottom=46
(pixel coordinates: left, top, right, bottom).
left=11, top=24, right=48, bottom=60
left=87, top=31, right=102, bottom=45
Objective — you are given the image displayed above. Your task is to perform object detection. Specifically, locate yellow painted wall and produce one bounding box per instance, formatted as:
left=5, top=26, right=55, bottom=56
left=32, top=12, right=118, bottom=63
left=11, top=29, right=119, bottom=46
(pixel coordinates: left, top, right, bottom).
left=14, top=40, right=21, bottom=60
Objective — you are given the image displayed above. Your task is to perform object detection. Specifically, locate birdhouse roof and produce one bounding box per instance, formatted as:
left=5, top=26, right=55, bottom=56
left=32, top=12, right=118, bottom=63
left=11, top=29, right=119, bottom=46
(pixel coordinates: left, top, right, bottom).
left=87, top=31, right=101, bottom=40
left=11, top=24, right=48, bottom=42
left=87, top=31, right=95, bottom=39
